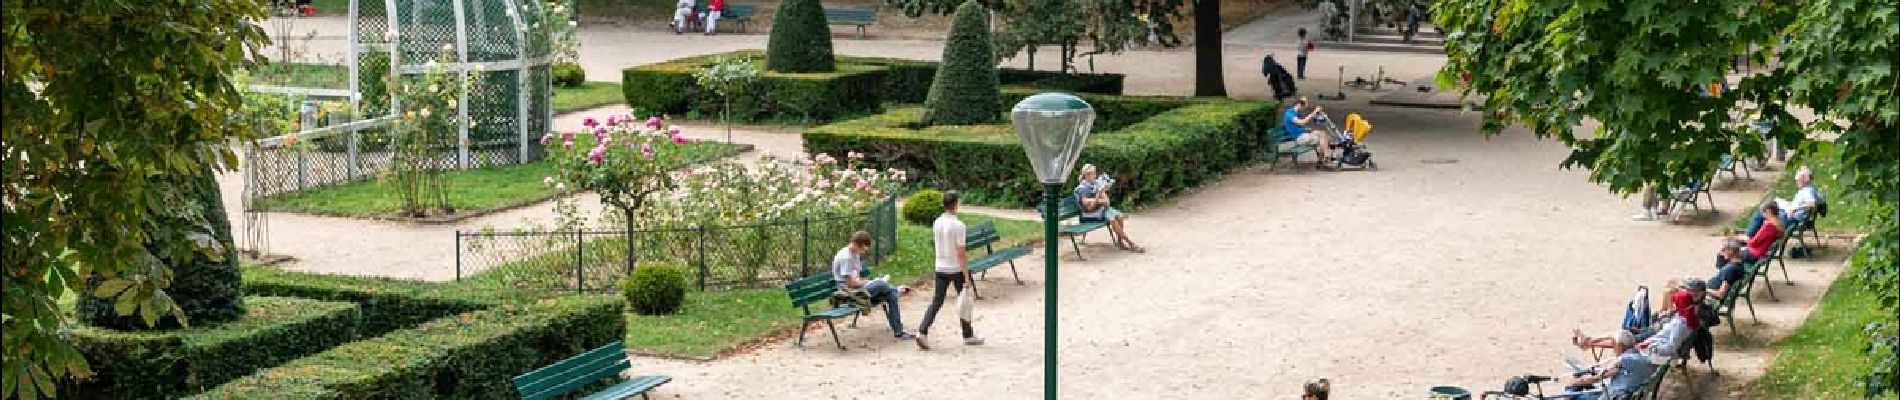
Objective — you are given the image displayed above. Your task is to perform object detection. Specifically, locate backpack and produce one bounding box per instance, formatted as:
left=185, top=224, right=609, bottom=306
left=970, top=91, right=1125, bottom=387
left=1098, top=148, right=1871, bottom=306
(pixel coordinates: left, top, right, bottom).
left=1619, top=287, right=1652, bottom=333
left=1696, top=295, right=1721, bottom=328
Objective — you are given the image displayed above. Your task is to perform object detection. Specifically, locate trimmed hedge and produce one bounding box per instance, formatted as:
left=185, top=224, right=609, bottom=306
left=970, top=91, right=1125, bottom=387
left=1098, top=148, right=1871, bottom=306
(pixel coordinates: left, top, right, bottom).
left=192, top=295, right=624, bottom=399
left=921, top=0, right=1002, bottom=125
left=623, top=262, right=689, bottom=315
left=621, top=50, right=1124, bottom=122
left=66, top=296, right=361, bottom=399
left=241, top=267, right=510, bottom=335
left=764, top=0, right=836, bottom=72
left=805, top=96, right=1280, bottom=208
left=624, top=58, right=884, bottom=123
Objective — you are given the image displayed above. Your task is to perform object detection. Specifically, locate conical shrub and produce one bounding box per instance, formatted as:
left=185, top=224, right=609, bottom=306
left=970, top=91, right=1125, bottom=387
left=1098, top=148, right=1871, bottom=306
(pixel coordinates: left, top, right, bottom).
left=921, top=0, right=1001, bottom=125
left=80, top=171, right=244, bottom=330
left=765, top=0, right=836, bottom=72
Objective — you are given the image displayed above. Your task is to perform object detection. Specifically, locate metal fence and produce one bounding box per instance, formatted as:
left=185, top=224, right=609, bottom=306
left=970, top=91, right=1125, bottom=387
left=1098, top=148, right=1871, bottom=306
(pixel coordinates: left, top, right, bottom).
left=455, top=196, right=899, bottom=292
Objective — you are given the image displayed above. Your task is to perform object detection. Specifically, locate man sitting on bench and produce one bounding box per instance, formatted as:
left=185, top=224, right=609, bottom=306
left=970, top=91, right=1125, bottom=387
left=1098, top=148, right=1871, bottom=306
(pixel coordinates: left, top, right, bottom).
left=1558, top=332, right=1656, bottom=400
left=1279, top=97, right=1334, bottom=166
left=1076, top=164, right=1144, bottom=253
left=832, top=231, right=917, bottom=342
left=1745, top=166, right=1822, bottom=236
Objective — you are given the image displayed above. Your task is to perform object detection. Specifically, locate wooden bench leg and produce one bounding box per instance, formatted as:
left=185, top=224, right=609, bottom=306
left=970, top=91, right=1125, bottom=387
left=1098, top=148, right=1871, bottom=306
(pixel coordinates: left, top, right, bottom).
left=970, top=278, right=983, bottom=300
left=796, top=320, right=810, bottom=347
left=849, top=311, right=860, bottom=328
left=825, top=319, right=847, bottom=350
left=1743, top=294, right=1757, bottom=322
left=1776, top=255, right=1792, bottom=285
left=1007, top=259, right=1023, bottom=285
left=1758, top=271, right=1778, bottom=301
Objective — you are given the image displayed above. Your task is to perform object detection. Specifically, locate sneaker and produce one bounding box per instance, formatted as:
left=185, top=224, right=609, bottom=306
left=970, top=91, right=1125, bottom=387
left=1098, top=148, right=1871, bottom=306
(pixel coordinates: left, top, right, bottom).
left=963, top=336, right=985, bottom=346
left=895, top=332, right=918, bottom=341
left=896, top=285, right=912, bottom=296
left=1631, top=211, right=1656, bottom=221
left=915, top=335, right=931, bottom=350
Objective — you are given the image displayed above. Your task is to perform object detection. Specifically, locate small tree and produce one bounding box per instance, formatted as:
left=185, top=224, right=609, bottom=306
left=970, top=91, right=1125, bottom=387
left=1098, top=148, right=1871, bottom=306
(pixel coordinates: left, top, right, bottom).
left=382, top=50, right=473, bottom=217
left=693, top=57, right=763, bottom=143
left=544, top=115, right=695, bottom=273
left=764, top=0, right=836, bottom=72
left=922, top=0, right=1003, bottom=126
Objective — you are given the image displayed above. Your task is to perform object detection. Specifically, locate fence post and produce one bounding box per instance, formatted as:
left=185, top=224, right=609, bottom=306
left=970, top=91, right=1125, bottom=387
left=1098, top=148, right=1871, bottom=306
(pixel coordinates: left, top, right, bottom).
left=800, top=217, right=811, bottom=277
left=346, top=124, right=361, bottom=179
left=295, top=148, right=309, bottom=191
left=454, top=230, right=463, bottom=282
left=574, top=230, right=584, bottom=293
left=697, top=224, right=709, bottom=291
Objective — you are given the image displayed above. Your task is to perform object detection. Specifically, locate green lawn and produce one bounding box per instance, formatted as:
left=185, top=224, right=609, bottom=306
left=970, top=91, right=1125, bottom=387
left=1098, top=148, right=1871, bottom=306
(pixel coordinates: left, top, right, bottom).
left=1751, top=141, right=1894, bottom=399
left=256, top=142, right=743, bottom=218
left=552, top=82, right=624, bottom=115
left=248, top=62, right=349, bottom=89
left=621, top=213, right=1042, bottom=358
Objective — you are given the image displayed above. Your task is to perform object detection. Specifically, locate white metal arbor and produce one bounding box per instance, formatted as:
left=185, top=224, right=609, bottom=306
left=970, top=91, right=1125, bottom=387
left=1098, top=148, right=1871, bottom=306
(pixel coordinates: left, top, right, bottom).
left=352, top=0, right=555, bottom=168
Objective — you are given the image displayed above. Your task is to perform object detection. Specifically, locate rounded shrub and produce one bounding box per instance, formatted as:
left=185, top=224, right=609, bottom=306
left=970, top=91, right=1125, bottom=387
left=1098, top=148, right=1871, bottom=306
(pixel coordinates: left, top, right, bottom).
left=902, top=189, right=946, bottom=225
left=764, top=0, right=836, bottom=73
left=552, top=62, right=586, bottom=88
left=622, top=261, right=690, bottom=315
left=920, top=0, right=1001, bottom=125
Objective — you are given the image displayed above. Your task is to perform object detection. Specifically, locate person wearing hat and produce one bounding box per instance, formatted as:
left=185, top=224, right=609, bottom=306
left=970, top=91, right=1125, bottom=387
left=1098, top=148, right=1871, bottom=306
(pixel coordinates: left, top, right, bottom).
left=1561, top=331, right=1657, bottom=400
left=1301, top=378, right=1330, bottom=400
left=1708, top=241, right=1750, bottom=300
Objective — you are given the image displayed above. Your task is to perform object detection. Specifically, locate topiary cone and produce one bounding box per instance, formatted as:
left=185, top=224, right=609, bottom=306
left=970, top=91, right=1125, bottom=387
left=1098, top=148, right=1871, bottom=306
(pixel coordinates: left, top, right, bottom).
left=79, top=171, right=245, bottom=330
left=765, top=0, right=837, bottom=73
left=921, top=0, right=1001, bottom=125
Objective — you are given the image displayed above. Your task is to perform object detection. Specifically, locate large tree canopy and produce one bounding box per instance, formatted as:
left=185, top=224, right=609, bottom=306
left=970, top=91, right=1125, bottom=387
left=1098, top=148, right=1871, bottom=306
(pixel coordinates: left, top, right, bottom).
left=1437, top=0, right=1895, bottom=394
left=2, top=0, right=267, bottom=397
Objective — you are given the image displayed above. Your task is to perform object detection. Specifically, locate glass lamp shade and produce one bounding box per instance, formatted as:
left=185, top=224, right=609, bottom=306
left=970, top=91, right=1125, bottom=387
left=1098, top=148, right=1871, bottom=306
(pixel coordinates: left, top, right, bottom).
left=1011, top=93, right=1096, bottom=185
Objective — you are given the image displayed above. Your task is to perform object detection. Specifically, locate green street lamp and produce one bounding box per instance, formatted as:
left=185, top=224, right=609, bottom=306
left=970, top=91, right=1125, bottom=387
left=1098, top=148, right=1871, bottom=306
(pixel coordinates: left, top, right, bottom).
left=1010, top=93, right=1094, bottom=400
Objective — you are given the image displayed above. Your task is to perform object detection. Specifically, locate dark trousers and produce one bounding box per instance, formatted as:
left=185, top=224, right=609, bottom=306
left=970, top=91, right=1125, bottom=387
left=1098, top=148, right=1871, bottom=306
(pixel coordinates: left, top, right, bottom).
left=1296, top=55, right=1308, bottom=79
left=918, top=272, right=975, bottom=338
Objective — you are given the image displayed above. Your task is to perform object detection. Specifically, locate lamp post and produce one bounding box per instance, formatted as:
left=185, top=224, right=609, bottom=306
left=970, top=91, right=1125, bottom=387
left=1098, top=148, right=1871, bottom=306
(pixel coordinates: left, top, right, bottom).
left=1010, top=93, right=1095, bottom=400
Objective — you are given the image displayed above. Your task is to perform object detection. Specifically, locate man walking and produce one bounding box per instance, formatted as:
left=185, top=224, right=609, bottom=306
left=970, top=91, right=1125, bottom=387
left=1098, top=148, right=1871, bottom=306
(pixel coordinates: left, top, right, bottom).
left=917, top=191, right=984, bottom=350
left=1295, top=28, right=1313, bottom=79
left=832, top=231, right=916, bottom=342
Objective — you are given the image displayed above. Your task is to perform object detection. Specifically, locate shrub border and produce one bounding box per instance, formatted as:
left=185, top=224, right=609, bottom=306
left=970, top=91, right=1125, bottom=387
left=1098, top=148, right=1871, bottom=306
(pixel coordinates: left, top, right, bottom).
left=64, top=296, right=362, bottom=399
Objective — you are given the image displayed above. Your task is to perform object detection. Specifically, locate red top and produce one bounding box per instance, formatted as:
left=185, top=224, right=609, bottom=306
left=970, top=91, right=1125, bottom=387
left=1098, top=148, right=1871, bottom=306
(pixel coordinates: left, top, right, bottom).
left=1747, top=221, right=1783, bottom=257
left=708, top=0, right=724, bottom=11
left=1672, top=289, right=1700, bottom=330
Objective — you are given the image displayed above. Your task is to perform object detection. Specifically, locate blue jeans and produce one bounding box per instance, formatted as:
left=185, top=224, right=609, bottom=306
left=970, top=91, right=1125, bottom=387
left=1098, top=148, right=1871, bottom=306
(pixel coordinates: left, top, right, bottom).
left=862, top=280, right=906, bottom=336
left=1296, top=55, right=1308, bottom=79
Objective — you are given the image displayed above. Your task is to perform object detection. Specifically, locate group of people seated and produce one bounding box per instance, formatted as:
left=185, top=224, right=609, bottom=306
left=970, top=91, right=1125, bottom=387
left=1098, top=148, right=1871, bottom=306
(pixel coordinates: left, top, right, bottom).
left=1527, top=169, right=1824, bottom=399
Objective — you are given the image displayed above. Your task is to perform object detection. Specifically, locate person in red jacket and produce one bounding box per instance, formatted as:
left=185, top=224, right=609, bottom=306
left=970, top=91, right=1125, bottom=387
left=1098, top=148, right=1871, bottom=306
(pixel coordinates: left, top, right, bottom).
left=1719, top=202, right=1784, bottom=270
left=703, top=0, right=725, bottom=35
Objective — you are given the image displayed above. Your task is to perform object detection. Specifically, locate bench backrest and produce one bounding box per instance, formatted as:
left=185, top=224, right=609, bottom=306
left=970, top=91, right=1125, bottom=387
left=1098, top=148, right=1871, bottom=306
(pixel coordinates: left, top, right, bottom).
left=824, top=8, right=876, bottom=21
left=725, top=4, right=756, bottom=17
left=513, top=341, right=631, bottom=400
left=1037, top=195, right=1085, bottom=221
left=785, top=267, right=872, bottom=309
left=966, top=221, right=1001, bottom=250
left=1721, top=259, right=1765, bottom=309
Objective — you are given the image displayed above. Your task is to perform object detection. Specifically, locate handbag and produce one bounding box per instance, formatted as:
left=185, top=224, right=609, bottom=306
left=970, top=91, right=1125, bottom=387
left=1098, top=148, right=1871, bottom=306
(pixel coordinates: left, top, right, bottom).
left=956, top=286, right=974, bottom=320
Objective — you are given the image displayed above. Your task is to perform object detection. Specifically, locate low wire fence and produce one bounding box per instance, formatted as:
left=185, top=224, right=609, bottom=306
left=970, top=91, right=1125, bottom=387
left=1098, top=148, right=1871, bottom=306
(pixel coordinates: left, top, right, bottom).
left=455, top=196, right=899, bottom=292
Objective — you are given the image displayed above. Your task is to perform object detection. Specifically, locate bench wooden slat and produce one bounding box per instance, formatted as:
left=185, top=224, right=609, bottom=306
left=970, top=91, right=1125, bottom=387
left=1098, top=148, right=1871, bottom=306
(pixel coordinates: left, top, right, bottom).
left=514, top=343, right=627, bottom=389
left=576, top=375, right=673, bottom=400
left=786, top=274, right=838, bottom=307
left=514, top=341, right=664, bottom=400
left=521, top=358, right=631, bottom=400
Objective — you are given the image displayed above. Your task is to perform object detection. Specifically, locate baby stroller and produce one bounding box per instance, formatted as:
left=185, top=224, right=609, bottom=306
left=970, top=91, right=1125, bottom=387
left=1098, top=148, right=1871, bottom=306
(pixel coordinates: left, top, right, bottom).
left=1309, top=111, right=1378, bottom=170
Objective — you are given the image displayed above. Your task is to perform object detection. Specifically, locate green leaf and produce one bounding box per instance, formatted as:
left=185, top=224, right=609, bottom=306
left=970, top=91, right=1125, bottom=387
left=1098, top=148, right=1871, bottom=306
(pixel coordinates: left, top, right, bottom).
left=92, top=278, right=134, bottom=298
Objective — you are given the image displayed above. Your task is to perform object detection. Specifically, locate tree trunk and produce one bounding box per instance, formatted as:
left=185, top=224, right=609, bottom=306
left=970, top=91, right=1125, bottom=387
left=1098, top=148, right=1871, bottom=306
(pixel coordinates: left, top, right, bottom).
left=1193, top=0, right=1227, bottom=97
left=81, top=171, right=244, bottom=330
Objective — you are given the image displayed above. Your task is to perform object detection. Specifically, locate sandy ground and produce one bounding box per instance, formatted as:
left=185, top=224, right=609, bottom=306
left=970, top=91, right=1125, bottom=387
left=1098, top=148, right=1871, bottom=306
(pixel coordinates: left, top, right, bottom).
left=229, top=7, right=1851, bottom=399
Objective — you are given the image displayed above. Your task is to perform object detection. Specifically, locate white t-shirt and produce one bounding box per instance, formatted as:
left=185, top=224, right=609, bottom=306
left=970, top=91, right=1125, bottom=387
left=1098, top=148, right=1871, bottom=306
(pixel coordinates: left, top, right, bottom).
left=932, top=213, right=966, bottom=273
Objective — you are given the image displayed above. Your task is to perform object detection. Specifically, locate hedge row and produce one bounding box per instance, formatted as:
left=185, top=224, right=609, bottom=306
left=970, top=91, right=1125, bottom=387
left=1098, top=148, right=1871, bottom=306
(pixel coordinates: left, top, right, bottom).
left=805, top=96, right=1279, bottom=208
left=65, top=296, right=362, bottom=399
left=192, top=295, right=624, bottom=399
left=240, top=267, right=516, bottom=335
left=621, top=50, right=1124, bottom=122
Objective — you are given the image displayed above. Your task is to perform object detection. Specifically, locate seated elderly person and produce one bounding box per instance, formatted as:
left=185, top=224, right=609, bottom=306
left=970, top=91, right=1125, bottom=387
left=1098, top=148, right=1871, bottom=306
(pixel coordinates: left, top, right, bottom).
left=1075, top=164, right=1145, bottom=253
left=1708, top=241, right=1750, bottom=300
left=1746, top=166, right=1823, bottom=235
left=1553, top=332, right=1658, bottom=400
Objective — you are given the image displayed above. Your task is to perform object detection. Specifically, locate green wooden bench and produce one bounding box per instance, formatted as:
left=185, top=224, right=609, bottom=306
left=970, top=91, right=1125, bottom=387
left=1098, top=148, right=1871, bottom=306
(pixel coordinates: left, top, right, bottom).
left=692, top=3, right=757, bottom=33
left=1625, top=354, right=1673, bottom=400
left=1037, top=195, right=1118, bottom=260
left=512, top=341, right=670, bottom=400
left=1713, top=256, right=1769, bottom=336
left=1262, top=126, right=1317, bottom=172
left=965, top=221, right=1030, bottom=299
left=1761, top=233, right=1795, bottom=291
left=1664, top=175, right=1715, bottom=222
left=784, top=267, right=875, bottom=350
left=823, top=7, right=877, bottom=38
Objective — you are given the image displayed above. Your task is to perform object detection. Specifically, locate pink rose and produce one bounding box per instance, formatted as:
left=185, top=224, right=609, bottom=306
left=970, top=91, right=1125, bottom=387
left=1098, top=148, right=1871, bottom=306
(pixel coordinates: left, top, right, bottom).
left=562, top=138, right=576, bottom=149
left=645, top=116, right=663, bottom=129
left=640, top=142, right=655, bottom=158
left=606, top=115, right=620, bottom=126
left=587, top=145, right=606, bottom=164
left=670, top=134, right=689, bottom=144
left=561, top=131, right=575, bottom=141
left=539, top=132, right=552, bottom=145
left=583, top=117, right=598, bottom=127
